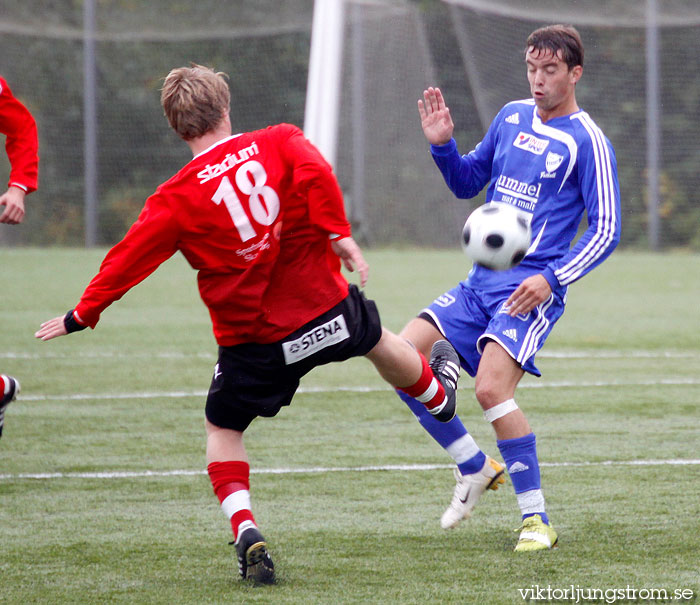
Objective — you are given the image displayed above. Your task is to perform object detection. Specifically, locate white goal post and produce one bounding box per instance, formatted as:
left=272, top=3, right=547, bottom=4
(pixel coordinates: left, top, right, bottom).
left=304, top=0, right=346, bottom=168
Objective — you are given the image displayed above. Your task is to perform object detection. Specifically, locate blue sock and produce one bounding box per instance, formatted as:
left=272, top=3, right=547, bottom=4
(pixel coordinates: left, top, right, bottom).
left=497, top=433, right=549, bottom=525
left=398, top=390, right=485, bottom=474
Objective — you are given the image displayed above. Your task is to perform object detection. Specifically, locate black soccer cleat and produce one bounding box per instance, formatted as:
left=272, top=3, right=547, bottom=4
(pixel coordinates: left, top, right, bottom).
left=235, top=526, right=275, bottom=585
left=427, top=340, right=460, bottom=422
left=0, top=375, right=20, bottom=439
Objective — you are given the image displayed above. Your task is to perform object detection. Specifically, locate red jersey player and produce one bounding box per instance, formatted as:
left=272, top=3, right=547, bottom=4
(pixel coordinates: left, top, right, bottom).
left=36, top=64, right=461, bottom=585
left=0, top=75, right=39, bottom=438
left=0, top=75, right=38, bottom=225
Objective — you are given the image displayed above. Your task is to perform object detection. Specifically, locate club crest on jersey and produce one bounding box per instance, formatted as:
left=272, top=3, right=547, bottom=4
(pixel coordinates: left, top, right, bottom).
left=545, top=151, right=564, bottom=173
left=513, top=132, right=549, bottom=155
left=282, top=314, right=350, bottom=364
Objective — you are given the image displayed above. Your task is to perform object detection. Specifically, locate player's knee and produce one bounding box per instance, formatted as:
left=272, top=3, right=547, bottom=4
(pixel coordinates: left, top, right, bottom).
left=398, top=317, right=441, bottom=356
left=474, top=378, right=503, bottom=409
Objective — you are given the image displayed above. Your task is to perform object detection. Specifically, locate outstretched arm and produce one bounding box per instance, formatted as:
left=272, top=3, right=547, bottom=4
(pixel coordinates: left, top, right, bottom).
left=35, top=316, right=68, bottom=341
left=35, top=310, right=86, bottom=341
left=417, top=87, right=454, bottom=146
left=36, top=193, right=179, bottom=342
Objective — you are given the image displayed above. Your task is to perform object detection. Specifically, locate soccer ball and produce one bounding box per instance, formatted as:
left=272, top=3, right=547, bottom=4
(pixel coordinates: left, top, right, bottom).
left=461, top=203, right=531, bottom=271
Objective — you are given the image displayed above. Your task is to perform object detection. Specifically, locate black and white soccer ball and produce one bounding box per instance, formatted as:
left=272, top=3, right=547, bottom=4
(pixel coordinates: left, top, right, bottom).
left=461, top=203, right=531, bottom=271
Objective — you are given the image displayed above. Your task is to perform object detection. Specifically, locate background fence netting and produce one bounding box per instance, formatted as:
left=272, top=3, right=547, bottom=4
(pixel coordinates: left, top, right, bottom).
left=1, top=0, right=698, bottom=250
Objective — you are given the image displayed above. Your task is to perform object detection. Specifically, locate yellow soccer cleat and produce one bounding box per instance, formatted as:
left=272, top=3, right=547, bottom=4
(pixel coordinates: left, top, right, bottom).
left=514, top=514, right=558, bottom=552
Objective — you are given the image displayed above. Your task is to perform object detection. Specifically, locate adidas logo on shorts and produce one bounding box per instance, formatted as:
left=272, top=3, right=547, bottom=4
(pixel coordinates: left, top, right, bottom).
left=502, top=328, right=518, bottom=342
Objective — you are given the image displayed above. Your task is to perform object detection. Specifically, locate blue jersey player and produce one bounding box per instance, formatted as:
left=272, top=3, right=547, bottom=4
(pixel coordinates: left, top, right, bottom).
left=399, top=24, right=621, bottom=551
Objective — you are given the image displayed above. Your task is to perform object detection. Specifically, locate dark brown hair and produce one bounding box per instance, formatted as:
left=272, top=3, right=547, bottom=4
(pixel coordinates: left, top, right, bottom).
left=526, top=24, right=584, bottom=70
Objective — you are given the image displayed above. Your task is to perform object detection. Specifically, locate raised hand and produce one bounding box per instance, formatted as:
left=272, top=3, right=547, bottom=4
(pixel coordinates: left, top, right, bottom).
left=417, top=87, right=454, bottom=146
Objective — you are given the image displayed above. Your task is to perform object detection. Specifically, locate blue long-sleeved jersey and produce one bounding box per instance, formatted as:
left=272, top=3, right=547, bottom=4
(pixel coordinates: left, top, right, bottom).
left=431, top=99, right=621, bottom=298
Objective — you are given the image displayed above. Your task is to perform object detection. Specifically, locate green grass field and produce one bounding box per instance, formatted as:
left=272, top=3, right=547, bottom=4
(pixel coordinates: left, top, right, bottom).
left=1, top=248, right=699, bottom=604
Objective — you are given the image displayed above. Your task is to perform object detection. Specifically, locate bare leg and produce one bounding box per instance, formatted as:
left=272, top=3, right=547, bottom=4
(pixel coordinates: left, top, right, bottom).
left=399, top=317, right=444, bottom=357
left=474, top=341, right=529, bottom=439
left=206, top=419, right=247, bottom=463
left=364, top=328, right=423, bottom=387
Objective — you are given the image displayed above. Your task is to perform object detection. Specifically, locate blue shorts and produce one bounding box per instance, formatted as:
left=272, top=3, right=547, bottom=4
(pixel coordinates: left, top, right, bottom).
left=420, top=282, right=565, bottom=377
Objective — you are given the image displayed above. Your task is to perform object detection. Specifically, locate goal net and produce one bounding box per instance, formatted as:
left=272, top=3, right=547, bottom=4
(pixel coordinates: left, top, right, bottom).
left=332, top=0, right=700, bottom=250
left=1, top=0, right=698, bottom=251
left=0, top=0, right=315, bottom=246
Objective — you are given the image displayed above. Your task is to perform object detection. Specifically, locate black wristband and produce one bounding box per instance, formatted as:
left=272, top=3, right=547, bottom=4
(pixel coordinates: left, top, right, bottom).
left=63, top=309, right=87, bottom=333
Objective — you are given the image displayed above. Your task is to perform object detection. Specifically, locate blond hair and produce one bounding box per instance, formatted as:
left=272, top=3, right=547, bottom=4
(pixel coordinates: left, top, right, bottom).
left=160, top=64, right=230, bottom=140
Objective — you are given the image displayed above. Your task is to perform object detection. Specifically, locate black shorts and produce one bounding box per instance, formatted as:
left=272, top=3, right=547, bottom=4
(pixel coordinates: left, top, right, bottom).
left=205, top=285, right=382, bottom=432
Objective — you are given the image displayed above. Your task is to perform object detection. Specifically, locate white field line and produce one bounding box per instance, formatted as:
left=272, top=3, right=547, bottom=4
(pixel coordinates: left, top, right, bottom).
left=16, top=376, right=700, bottom=403
left=1, top=459, right=699, bottom=482
left=2, top=349, right=699, bottom=360
left=0, top=351, right=216, bottom=360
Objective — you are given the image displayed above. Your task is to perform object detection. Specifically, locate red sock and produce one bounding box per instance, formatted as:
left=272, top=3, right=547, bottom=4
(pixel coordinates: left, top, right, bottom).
left=208, top=460, right=256, bottom=541
left=0, top=376, right=6, bottom=396
left=397, top=351, right=446, bottom=411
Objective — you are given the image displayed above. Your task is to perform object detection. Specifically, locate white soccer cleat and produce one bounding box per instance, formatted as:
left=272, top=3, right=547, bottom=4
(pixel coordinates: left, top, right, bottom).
left=440, top=456, right=506, bottom=529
